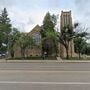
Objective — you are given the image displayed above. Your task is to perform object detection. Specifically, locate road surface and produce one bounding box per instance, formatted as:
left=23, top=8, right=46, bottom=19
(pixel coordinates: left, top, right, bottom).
left=0, top=62, right=90, bottom=90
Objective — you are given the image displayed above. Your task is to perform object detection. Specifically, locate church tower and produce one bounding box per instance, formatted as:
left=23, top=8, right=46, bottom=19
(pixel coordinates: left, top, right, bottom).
left=60, top=11, right=74, bottom=58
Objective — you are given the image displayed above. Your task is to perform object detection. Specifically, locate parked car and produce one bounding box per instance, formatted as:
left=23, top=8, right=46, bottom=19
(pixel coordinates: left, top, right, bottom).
left=0, top=53, right=6, bottom=58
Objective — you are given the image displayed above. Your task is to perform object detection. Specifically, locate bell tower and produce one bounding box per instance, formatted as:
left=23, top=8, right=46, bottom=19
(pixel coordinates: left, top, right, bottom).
left=60, top=11, right=74, bottom=58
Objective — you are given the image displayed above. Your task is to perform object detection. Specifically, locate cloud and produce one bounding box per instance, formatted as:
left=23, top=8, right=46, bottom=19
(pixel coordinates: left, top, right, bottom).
left=27, top=18, right=35, bottom=25
left=0, top=0, right=62, bottom=32
left=0, top=0, right=13, bottom=6
left=8, top=6, right=46, bottom=32
left=0, top=0, right=49, bottom=32
left=48, top=0, right=60, bottom=8
left=75, top=0, right=90, bottom=13
left=0, top=0, right=90, bottom=33
left=73, top=0, right=90, bottom=32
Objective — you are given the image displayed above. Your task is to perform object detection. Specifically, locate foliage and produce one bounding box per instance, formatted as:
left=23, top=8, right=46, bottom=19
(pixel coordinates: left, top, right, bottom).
left=74, top=37, right=87, bottom=59
left=57, top=25, right=74, bottom=59
left=0, top=8, right=12, bottom=53
left=17, top=33, right=35, bottom=57
left=57, top=23, right=89, bottom=59
left=42, top=12, right=55, bottom=32
left=41, top=12, right=58, bottom=56
left=44, top=30, right=59, bottom=56
left=74, top=23, right=89, bottom=59
left=8, top=28, right=21, bottom=58
left=86, top=43, right=90, bottom=55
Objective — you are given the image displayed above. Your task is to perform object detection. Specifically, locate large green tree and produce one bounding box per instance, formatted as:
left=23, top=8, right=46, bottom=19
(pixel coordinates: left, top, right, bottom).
left=44, top=30, right=59, bottom=56
left=0, top=8, right=12, bottom=53
left=41, top=12, right=58, bottom=56
left=58, top=23, right=88, bottom=59
left=58, top=25, right=74, bottom=59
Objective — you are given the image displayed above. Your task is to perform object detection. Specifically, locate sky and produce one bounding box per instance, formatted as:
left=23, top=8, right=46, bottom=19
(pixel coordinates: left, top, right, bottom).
left=0, top=0, right=90, bottom=33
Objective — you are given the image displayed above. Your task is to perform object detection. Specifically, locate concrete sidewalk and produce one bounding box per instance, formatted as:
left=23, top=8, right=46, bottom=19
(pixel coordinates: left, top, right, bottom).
left=0, top=59, right=90, bottom=63
left=58, top=59, right=90, bottom=63
left=0, top=59, right=59, bottom=63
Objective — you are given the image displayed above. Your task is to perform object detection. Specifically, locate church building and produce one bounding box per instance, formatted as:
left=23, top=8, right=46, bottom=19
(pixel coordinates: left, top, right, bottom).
left=9, top=11, right=75, bottom=59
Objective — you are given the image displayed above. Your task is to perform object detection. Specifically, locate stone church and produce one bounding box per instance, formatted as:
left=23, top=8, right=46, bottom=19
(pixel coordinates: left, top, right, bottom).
left=9, top=11, right=75, bottom=58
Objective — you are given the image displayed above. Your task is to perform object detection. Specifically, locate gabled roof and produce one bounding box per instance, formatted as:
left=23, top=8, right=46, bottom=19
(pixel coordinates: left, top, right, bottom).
left=28, top=25, right=41, bottom=36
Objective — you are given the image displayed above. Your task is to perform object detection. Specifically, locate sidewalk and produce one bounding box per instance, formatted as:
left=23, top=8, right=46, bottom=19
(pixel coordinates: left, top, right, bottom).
left=0, top=59, right=59, bottom=63
left=60, top=60, right=90, bottom=63
left=0, top=59, right=90, bottom=63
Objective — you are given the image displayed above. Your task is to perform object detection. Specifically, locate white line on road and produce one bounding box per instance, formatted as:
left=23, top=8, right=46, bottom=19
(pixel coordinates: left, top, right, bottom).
left=0, top=70, right=90, bottom=73
left=0, top=81, right=90, bottom=85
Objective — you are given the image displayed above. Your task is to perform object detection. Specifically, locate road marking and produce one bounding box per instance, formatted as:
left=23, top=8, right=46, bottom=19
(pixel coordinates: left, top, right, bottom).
left=0, top=70, right=90, bottom=73
left=0, top=81, right=90, bottom=84
left=0, top=70, right=90, bottom=74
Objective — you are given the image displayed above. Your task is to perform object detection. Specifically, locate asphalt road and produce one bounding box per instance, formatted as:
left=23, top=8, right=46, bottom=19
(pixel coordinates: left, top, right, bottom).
left=0, top=62, right=90, bottom=90
left=0, top=62, right=90, bottom=71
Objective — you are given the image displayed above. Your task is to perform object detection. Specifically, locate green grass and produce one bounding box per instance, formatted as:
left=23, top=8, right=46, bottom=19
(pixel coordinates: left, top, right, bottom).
left=63, top=56, right=90, bottom=60
left=7, top=56, right=57, bottom=60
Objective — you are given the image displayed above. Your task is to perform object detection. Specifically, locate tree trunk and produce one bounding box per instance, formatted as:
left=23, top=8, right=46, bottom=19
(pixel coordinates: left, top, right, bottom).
left=66, top=42, right=69, bottom=60
left=79, top=52, right=81, bottom=60
left=21, top=48, right=25, bottom=58
left=11, top=49, right=14, bottom=58
left=26, top=48, right=28, bottom=57
left=53, top=40, right=58, bottom=57
left=66, top=47, right=69, bottom=60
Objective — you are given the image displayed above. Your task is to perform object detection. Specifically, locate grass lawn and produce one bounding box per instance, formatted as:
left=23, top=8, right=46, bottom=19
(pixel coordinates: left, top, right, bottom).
left=63, top=56, right=90, bottom=60
left=7, top=56, right=57, bottom=60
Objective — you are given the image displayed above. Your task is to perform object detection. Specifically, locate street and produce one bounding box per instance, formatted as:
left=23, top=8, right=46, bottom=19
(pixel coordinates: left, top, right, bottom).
left=0, top=62, right=90, bottom=90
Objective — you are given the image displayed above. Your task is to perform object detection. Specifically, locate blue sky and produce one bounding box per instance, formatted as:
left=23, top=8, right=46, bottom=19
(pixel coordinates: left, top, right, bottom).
left=0, top=0, right=90, bottom=33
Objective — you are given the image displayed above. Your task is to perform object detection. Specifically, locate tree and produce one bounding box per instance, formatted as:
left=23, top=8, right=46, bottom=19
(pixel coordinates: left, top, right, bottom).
left=74, top=37, right=87, bottom=59
left=8, top=28, right=21, bottom=58
left=42, top=12, right=55, bottom=32
left=85, top=43, right=90, bottom=55
left=41, top=12, right=58, bottom=56
left=44, top=30, right=59, bottom=56
left=57, top=23, right=88, bottom=59
left=0, top=8, right=12, bottom=53
left=58, top=25, right=74, bottom=59
left=17, top=33, right=35, bottom=58
left=74, top=25, right=89, bottom=59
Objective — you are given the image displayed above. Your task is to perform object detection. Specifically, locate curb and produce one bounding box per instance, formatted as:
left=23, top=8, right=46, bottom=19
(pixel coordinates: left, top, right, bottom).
left=58, top=60, right=90, bottom=63
left=0, top=59, right=90, bottom=63
left=0, top=60, right=59, bottom=63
